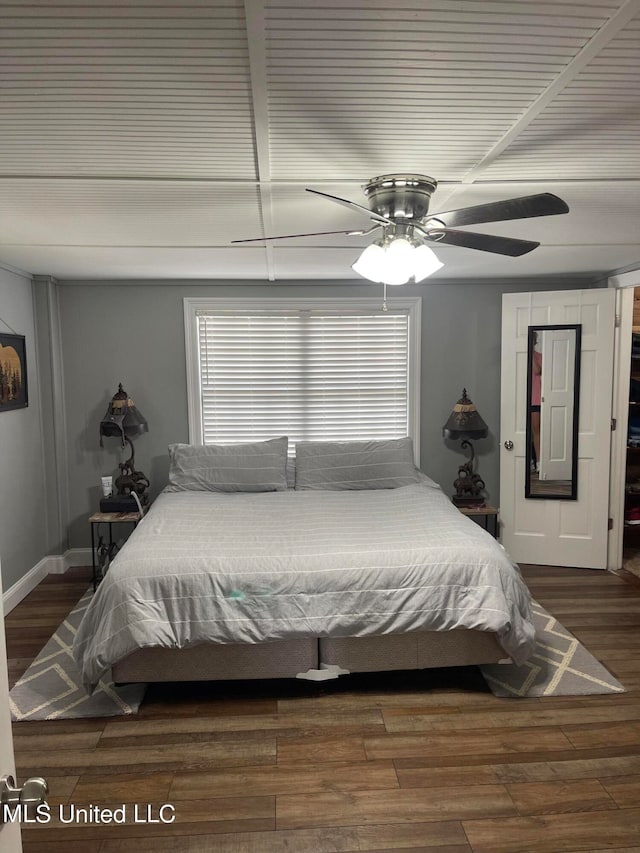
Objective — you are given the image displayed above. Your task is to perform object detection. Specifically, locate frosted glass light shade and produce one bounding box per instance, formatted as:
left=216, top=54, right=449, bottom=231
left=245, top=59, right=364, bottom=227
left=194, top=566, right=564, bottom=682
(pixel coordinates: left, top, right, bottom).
left=351, top=243, right=385, bottom=280
left=413, top=244, right=444, bottom=282
left=352, top=239, right=443, bottom=285
left=385, top=238, right=414, bottom=284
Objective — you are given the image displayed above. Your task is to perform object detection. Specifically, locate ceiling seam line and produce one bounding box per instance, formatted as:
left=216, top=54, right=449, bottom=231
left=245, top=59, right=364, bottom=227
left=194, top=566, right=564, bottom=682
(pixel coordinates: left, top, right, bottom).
left=244, top=0, right=275, bottom=281
left=1, top=176, right=640, bottom=185
left=2, top=242, right=635, bottom=249
left=457, top=0, right=640, bottom=188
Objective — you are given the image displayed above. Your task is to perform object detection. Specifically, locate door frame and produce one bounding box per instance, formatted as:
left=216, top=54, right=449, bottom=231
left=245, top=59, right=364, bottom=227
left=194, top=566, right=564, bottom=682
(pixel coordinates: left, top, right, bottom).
left=608, top=270, right=640, bottom=570
left=0, top=559, right=23, bottom=852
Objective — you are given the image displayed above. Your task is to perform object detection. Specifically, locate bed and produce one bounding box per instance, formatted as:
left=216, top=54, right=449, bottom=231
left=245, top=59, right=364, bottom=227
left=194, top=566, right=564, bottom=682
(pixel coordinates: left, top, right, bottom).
left=72, top=438, right=535, bottom=691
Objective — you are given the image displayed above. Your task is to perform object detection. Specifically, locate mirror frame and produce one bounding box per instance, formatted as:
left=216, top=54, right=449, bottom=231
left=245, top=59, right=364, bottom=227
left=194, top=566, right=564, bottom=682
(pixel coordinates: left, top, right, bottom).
left=525, top=323, right=582, bottom=501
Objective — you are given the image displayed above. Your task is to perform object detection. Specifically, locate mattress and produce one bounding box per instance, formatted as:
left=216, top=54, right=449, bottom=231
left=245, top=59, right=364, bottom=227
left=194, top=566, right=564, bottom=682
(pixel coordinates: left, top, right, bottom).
left=73, top=479, right=535, bottom=690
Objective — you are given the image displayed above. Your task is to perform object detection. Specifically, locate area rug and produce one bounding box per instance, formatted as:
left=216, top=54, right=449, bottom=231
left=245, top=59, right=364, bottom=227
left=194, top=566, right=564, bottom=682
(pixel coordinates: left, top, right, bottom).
left=481, top=600, right=625, bottom=697
left=9, top=589, right=146, bottom=721
left=10, top=591, right=624, bottom=717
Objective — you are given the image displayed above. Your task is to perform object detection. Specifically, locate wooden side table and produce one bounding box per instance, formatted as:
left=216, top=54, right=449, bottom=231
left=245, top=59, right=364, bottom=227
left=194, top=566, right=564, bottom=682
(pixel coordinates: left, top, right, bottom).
left=89, top=511, right=143, bottom=590
left=457, top=505, right=499, bottom=538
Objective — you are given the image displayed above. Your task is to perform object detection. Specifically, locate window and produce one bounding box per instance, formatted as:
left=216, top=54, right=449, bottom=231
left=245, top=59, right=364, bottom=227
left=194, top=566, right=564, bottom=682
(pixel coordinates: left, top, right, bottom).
left=184, top=297, right=421, bottom=463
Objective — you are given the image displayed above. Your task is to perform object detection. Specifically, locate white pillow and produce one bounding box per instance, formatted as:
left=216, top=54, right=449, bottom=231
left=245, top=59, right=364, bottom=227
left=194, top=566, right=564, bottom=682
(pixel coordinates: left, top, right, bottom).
left=168, top=437, right=288, bottom=492
left=295, top=438, right=420, bottom=490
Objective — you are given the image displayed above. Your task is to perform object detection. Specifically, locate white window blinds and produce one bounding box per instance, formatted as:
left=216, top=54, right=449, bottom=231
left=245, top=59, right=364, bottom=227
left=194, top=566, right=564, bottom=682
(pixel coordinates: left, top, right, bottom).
left=195, top=309, right=411, bottom=446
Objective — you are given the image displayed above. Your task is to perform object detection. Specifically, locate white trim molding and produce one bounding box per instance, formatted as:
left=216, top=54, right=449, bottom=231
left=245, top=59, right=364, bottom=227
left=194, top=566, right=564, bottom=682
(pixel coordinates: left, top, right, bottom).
left=607, top=273, right=640, bottom=570
left=2, top=558, right=50, bottom=614
left=2, top=549, right=93, bottom=614
left=609, top=268, right=640, bottom=289
left=65, top=548, right=93, bottom=569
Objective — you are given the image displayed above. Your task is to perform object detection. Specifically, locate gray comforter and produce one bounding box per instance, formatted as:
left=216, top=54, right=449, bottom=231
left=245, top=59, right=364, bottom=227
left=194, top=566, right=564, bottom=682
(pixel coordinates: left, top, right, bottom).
left=73, top=480, right=535, bottom=689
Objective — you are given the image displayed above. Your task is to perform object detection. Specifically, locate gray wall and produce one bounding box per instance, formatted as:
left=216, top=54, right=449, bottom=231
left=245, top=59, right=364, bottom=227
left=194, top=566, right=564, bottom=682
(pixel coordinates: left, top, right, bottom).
left=58, top=277, right=596, bottom=547
left=0, top=266, right=48, bottom=591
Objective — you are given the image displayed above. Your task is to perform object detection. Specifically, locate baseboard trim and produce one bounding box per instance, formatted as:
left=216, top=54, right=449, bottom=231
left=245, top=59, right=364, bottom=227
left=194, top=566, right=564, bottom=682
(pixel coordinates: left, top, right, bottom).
left=64, top=548, right=92, bottom=568
left=2, top=548, right=93, bottom=614
left=3, top=557, right=51, bottom=614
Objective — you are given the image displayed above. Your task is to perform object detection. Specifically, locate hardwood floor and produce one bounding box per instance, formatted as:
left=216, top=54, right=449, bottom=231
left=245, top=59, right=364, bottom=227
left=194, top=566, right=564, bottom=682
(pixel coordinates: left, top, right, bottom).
left=6, top=565, right=640, bottom=853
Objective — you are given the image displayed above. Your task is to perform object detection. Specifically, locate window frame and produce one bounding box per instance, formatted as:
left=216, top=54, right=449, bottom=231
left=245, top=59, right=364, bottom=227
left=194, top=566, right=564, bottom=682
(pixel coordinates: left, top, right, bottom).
left=183, top=296, right=422, bottom=465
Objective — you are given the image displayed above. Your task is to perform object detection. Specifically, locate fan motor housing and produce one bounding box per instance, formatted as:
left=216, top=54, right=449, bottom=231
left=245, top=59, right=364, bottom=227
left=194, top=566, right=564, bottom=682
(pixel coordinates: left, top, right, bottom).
left=363, top=174, right=437, bottom=222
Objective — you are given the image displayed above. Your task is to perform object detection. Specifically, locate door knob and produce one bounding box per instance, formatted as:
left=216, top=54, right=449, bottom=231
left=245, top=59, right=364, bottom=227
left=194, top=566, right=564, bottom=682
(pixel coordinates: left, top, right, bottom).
left=0, top=774, right=48, bottom=821
left=504, top=440, right=514, bottom=450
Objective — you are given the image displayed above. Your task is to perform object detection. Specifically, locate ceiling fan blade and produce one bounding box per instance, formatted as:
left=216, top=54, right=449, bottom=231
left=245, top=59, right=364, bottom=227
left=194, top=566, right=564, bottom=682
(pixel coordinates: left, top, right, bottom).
left=305, top=188, right=393, bottom=225
left=231, top=228, right=375, bottom=244
left=426, top=228, right=540, bottom=257
left=431, top=193, right=569, bottom=228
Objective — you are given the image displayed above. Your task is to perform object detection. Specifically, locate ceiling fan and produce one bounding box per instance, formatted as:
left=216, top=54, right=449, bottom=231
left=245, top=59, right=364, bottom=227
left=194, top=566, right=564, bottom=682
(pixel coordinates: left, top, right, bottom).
left=232, top=174, right=569, bottom=285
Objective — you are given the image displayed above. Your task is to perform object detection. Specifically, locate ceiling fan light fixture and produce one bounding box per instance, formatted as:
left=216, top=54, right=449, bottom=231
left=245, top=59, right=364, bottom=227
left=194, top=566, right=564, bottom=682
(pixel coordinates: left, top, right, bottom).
left=351, top=242, right=385, bottom=280
left=385, top=237, right=414, bottom=284
left=352, top=237, right=442, bottom=285
left=382, top=267, right=411, bottom=286
left=413, top=244, right=444, bottom=282
left=386, top=236, right=413, bottom=260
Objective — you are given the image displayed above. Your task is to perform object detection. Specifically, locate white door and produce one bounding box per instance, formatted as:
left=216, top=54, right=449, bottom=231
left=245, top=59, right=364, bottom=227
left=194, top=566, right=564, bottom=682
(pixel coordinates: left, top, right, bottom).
left=500, top=289, right=616, bottom=569
left=539, top=329, right=577, bottom=481
left=0, top=566, right=23, bottom=852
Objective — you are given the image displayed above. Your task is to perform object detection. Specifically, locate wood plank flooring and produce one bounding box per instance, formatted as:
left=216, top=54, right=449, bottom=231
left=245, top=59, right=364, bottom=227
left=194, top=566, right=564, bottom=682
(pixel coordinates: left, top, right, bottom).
left=6, top=565, right=640, bottom=853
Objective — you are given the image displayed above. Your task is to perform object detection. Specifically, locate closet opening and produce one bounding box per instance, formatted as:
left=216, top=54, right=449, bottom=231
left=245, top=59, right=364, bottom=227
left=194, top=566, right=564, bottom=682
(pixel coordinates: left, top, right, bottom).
left=623, top=286, right=640, bottom=577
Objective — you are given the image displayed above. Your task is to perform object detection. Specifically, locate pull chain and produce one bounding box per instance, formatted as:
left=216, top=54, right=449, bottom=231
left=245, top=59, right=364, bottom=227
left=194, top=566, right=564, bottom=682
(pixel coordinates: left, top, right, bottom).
left=382, top=282, right=388, bottom=312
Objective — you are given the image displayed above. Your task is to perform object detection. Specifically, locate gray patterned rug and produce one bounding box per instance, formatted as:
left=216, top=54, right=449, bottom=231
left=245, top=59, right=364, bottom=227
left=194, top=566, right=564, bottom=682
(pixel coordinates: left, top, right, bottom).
left=481, top=600, right=625, bottom=697
left=10, top=591, right=623, bottom=718
left=9, top=589, right=146, bottom=720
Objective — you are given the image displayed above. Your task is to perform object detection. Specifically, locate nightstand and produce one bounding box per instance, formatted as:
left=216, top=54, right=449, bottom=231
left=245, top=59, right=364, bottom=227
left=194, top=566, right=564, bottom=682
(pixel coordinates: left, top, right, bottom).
left=457, top=505, right=499, bottom=538
left=89, top=510, right=144, bottom=590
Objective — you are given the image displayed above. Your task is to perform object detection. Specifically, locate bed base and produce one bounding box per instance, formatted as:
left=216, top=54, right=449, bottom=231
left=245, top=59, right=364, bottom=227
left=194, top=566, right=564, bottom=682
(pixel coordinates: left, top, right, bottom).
left=111, top=629, right=509, bottom=684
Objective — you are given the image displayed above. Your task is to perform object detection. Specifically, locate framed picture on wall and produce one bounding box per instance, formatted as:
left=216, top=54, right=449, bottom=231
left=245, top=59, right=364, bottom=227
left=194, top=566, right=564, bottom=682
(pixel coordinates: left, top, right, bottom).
left=0, top=333, right=28, bottom=412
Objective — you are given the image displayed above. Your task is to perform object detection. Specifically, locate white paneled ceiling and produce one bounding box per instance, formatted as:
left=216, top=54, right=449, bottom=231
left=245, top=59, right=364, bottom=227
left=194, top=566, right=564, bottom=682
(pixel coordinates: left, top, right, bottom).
left=0, top=0, right=638, bottom=281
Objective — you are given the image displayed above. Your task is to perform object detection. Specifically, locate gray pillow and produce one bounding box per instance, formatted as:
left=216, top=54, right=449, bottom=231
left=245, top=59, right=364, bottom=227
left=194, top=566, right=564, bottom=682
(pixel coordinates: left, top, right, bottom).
left=295, top=438, right=420, bottom=490
left=168, top=437, right=288, bottom=492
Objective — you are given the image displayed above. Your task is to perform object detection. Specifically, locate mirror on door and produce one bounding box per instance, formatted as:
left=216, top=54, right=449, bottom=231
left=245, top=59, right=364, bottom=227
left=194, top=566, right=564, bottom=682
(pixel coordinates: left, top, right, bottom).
left=526, top=324, right=581, bottom=500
